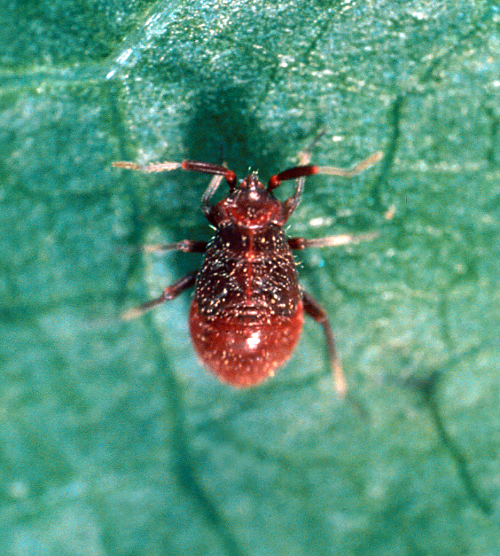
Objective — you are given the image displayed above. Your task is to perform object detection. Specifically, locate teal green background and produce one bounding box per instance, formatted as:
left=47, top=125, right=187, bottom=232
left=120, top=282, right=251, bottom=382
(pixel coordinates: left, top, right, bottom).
left=1, top=1, right=500, bottom=554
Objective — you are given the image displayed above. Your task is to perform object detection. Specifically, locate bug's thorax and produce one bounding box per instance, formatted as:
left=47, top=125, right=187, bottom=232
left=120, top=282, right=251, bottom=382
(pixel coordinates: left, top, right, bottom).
left=194, top=173, right=300, bottom=324
left=210, top=174, right=287, bottom=229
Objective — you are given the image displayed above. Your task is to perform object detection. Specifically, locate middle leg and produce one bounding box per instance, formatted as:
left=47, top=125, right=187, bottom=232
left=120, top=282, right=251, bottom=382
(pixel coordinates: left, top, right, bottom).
left=138, top=240, right=208, bottom=254
left=288, top=232, right=378, bottom=250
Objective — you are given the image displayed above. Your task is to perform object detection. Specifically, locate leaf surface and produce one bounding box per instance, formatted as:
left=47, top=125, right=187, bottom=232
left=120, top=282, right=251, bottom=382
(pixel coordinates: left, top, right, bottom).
left=1, top=1, right=499, bottom=555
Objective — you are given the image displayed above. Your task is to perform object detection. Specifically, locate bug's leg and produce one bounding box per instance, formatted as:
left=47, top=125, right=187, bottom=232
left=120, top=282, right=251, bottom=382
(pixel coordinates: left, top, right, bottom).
left=302, top=290, right=347, bottom=396
left=139, top=240, right=208, bottom=255
left=288, top=232, right=378, bottom=250
left=201, top=173, right=225, bottom=220
left=297, top=129, right=326, bottom=165
left=284, top=131, right=326, bottom=209
left=122, top=271, right=197, bottom=321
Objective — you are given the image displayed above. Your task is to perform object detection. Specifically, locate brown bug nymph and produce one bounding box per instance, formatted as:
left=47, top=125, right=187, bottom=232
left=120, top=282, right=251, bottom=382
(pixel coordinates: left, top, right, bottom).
left=113, top=150, right=382, bottom=394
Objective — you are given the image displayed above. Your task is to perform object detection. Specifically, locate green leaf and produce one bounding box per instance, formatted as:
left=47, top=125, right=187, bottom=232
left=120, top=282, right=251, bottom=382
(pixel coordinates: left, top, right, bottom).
left=1, top=1, right=499, bottom=555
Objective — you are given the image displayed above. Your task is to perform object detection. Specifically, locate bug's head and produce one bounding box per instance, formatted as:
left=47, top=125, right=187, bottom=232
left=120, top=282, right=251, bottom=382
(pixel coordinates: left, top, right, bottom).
left=211, top=173, right=286, bottom=228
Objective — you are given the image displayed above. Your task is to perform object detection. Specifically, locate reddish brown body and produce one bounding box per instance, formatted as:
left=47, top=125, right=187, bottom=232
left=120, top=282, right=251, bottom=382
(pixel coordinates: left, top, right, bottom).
left=189, top=177, right=304, bottom=386
left=115, top=148, right=382, bottom=393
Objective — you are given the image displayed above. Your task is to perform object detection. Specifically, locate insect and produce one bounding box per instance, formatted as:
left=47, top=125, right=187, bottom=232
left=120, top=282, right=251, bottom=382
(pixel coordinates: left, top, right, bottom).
left=113, top=147, right=382, bottom=395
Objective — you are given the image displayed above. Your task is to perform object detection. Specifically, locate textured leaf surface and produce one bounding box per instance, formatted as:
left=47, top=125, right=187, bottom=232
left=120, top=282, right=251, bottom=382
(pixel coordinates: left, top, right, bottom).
left=1, top=1, right=500, bottom=555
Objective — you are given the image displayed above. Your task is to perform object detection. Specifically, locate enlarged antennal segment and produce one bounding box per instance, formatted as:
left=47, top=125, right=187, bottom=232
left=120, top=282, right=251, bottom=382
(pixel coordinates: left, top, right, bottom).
left=268, top=151, right=383, bottom=190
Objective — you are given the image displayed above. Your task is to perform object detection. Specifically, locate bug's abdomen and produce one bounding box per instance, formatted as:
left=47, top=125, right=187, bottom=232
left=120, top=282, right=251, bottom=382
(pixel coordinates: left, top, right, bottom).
left=189, top=299, right=304, bottom=387
left=189, top=224, right=304, bottom=386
